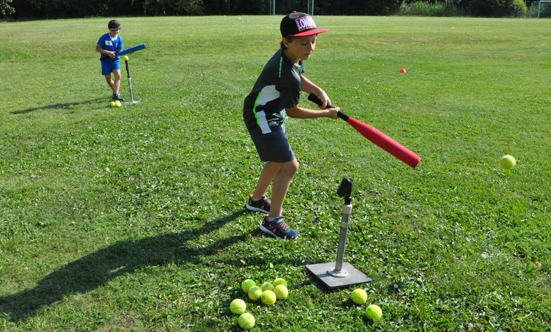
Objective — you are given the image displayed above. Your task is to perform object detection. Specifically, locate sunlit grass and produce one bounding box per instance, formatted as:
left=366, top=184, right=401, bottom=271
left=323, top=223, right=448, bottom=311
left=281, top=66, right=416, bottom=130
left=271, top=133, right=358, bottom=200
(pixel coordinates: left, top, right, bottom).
left=0, top=16, right=550, bottom=330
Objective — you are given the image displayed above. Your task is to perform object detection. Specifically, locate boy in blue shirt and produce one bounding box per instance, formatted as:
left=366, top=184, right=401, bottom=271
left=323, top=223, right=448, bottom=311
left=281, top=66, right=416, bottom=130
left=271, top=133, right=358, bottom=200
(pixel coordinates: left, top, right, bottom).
left=96, top=20, right=124, bottom=101
left=243, top=12, right=340, bottom=240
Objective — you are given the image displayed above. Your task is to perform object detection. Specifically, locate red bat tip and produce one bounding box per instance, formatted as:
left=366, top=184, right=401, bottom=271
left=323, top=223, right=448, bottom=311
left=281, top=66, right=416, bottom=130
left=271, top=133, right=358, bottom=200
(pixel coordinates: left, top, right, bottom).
left=347, top=117, right=420, bottom=168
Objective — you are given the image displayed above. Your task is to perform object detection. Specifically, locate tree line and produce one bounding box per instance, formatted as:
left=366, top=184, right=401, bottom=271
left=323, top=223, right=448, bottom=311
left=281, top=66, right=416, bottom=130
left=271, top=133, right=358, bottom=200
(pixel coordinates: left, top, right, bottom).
left=1, top=0, right=530, bottom=19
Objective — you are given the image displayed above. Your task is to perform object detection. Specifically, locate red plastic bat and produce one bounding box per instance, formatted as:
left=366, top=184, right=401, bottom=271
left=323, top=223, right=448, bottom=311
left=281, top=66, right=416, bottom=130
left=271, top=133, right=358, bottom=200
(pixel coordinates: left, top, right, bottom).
left=308, top=94, right=421, bottom=168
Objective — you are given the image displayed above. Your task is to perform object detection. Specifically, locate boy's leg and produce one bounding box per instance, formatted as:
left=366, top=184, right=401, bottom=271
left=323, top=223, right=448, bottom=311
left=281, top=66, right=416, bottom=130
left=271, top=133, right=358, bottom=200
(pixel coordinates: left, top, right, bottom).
left=104, top=74, right=115, bottom=92
left=112, top=69, right=122, bottom=95
left=246, top=161, right=280, bottom=214
left=258, top=159, right=299, bottom=240
left=268, top=159, right=299, bottom=218
left=247, top=128, right=296, bottom=216
left=252, top=161, right=282, bottom=200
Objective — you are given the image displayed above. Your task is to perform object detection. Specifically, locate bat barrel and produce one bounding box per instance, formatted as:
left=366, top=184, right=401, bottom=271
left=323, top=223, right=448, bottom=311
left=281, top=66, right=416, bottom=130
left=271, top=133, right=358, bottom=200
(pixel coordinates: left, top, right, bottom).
left=347, top=118, right=421, bottom=168
left=117, top=43, right=147, bottom=56
left=307, top=93, right=421, bottom=168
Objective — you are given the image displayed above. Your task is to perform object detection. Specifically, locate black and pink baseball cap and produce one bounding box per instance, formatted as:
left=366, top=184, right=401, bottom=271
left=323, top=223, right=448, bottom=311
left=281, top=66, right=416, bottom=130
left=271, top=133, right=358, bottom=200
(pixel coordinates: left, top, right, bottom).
left=280, top=12, right=328, bottom=38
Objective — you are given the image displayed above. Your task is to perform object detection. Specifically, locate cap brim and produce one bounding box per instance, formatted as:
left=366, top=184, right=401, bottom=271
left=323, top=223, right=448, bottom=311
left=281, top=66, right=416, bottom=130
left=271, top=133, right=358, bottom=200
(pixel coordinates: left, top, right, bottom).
left=289, top=29, right=328, bottom=37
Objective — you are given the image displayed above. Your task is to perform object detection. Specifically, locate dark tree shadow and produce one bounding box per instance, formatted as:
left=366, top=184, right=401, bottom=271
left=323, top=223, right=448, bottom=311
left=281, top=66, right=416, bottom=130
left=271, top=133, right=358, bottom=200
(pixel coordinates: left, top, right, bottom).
left=0, top=210, right=254, bottom=323
left=11, top=98, right=106, bottom=114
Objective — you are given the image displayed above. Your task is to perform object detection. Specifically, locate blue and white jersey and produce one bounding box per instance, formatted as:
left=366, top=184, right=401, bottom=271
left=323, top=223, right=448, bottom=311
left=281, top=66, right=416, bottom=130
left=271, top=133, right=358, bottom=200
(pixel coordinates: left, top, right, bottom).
left=97, top=33, right=123, bottom=62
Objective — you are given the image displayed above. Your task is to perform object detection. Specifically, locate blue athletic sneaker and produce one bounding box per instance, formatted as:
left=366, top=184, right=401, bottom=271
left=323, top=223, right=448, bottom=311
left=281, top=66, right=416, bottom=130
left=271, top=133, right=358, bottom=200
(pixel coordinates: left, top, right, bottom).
left=246, top=194, right=271, bottom=214
left=259, top=216, right=298, bottom=240
left=112, top=93, right=124, bottom=101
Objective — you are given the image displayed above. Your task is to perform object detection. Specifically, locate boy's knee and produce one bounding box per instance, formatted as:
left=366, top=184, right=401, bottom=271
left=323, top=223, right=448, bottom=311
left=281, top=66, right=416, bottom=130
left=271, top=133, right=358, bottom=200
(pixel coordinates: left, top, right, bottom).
left=283, top=159, right=299, bottom=174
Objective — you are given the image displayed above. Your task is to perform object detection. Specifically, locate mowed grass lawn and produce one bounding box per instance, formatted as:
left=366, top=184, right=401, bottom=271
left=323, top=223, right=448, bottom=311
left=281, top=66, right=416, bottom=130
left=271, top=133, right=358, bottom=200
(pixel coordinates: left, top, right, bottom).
left=1, top=15, right=550, bottom=331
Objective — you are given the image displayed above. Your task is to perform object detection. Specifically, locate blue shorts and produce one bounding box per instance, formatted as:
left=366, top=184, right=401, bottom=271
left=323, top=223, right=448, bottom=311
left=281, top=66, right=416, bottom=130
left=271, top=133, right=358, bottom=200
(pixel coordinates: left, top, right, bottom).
left=101, top=60, right=121, bottom=75
left=249, top=127, right=295, bottom=163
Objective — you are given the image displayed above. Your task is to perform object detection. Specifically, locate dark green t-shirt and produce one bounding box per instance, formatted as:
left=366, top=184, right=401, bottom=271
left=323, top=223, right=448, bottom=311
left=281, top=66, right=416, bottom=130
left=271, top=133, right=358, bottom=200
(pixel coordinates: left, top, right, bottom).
left=243, top=49, right=305, bottom=135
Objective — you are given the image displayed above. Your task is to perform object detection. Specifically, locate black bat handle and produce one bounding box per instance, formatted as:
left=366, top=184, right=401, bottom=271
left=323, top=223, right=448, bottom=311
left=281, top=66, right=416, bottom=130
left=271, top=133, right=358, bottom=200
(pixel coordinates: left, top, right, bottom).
left=307, top=93, right=334, bottom=108
left=307, top=93, right=349, bottom=121
left=336, top=110, right=350, bottom=121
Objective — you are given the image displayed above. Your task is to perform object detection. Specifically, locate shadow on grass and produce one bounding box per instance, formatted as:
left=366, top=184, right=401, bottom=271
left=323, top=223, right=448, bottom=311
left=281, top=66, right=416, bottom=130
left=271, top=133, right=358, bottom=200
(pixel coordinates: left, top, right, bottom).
left=0, top=210, right=251, bottom=323
left=11, top=98, right=107, bottom=114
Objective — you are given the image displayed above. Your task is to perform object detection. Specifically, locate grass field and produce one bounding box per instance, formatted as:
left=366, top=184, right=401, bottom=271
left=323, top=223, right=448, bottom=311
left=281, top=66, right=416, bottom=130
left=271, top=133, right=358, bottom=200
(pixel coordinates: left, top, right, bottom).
left=1, top=15, right=550, bottom=331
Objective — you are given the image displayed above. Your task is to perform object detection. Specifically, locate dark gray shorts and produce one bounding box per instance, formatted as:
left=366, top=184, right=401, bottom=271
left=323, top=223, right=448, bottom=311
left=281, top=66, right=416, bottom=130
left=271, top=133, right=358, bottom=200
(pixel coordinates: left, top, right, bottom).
left=249, top=128, right=296, bottom=163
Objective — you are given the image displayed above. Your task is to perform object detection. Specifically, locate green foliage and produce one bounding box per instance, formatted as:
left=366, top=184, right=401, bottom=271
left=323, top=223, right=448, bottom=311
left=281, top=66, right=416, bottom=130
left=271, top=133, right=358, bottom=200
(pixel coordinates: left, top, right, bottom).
left=265, top=0, right=309, bottom=14
left=468, top=0, right=527, bottom=17
left=11, top=0, right=143, bottom=19
left=0, top=0, right=14, bottom=16
left=314, top=0, right=403, bottom=15
left=201, top=0, right=270, bottom=15
left=1, top=16, right=551, bottom=331
left=529, top=0, right=551, bottom=18
left=399, top=0, right=529, bottom=17
left=142, top=0, right=204, bottom=15
left=6, top=0, right=529, bottom=18
left=9, top=0, right=401, bottom=19
left=397, top=1, right=465, bottom=16
left=511, top=0, right=528, bottom=16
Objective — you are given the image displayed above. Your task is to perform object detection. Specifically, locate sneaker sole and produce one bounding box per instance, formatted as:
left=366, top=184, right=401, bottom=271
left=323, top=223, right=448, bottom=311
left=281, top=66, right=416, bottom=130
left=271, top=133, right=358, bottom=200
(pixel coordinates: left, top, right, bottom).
left=245, top=204, right=269, bottom=214
left=259, top=224, right=298, bottom=240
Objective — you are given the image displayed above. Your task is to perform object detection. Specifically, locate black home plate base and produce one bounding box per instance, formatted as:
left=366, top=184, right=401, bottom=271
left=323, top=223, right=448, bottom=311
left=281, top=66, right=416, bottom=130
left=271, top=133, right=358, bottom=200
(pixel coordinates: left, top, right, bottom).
left=305, top=261, right=371, bottom=289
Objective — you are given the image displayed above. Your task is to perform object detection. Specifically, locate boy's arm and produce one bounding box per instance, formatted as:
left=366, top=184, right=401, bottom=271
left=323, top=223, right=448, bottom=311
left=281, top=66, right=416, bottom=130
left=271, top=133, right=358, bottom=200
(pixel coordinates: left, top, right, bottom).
left=285, top=104, right=339, bottom=119
left=301, top=75, right=331, bottom=109
left=96, top=44, right=116, bottom=58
